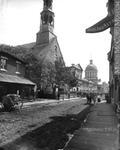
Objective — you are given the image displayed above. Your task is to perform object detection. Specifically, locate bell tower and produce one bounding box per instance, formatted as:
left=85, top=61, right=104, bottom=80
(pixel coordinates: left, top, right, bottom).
left=36, top=0, right=55, bottom=45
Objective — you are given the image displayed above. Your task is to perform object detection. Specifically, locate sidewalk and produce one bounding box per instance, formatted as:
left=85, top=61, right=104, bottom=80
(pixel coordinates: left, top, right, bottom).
left=64, top=103, right=119, bottom=150
left=23, top=97, right=81, bottom=107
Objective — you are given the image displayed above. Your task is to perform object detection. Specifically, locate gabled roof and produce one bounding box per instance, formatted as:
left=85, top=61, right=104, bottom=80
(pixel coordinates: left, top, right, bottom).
left=71, top=64, right=83, bottom=71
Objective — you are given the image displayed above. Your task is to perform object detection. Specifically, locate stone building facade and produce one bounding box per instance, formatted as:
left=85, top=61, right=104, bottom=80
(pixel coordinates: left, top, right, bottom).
left=112, top=0, right=120, bottom=105
left=32, top=0, right=65, bottom=95
left=69, top=63, right=98, bottom=94
left=18, top=0, right=65, bottom=97
left=107, top=0, right=120, bottom=104
left=86, top=0, right=120, bottom=104
left=69, top=64, right=83, bottom=80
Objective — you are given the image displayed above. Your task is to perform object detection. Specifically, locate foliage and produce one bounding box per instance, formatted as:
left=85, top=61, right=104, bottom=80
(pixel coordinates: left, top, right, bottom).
left=0, top=44, right=30, bottom=61
left=40, top=62, right=56, bottom=91
left=25, top=53, right=56, bottom=91
left=0, top=44, right=78, bottom=91
left=25, top=53, right=43, bottom=88
left=55, top=61, right=78, bottom=88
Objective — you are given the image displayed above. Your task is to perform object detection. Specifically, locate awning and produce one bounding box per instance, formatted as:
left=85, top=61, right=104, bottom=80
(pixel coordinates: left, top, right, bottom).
left=86, top=15, right=114, bottom=33
left=0, top=73, right=36, bottom=86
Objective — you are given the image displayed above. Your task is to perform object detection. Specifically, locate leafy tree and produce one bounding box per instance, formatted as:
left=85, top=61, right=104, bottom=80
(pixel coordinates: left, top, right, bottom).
left=40, top=62, right=56, bottom=91
left=25, top=53, right=43, bottom=89
left=55, top=61, right=78, bottom=88
left=25, top=54, right=56, bottom=95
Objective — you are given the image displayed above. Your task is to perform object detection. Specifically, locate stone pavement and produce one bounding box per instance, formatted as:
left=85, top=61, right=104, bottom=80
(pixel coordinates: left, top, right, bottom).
left=64, top=103, right=119, bottom=150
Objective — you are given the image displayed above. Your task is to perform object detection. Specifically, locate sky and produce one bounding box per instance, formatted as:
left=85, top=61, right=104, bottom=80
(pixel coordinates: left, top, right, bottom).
left=0, top=0, right=111, bottom=83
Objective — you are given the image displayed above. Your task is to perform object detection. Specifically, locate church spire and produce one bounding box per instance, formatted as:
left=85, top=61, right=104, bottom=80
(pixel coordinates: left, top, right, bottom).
left=36, top=0, right=55, bottom=45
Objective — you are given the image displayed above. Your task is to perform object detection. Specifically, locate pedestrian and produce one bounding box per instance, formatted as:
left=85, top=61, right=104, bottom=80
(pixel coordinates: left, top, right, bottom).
left=68, top=90, right=70, bottom=99
left=31, top=89, right=35, bottom=100
left=57, top=88, right=60, bottom=100
left=92, top=94, right=96, bottom=105
left=86, top=93, right=90, bottom=104
left=89, top=93, right=92, bottom=104
left=33, top=85, right=37, bottom=100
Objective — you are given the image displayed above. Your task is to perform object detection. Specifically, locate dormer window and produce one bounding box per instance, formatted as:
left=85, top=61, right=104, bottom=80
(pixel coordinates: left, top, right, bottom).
left=16, top=61, right=21, bottom=74
left=0, top=56, right=7, bottom=71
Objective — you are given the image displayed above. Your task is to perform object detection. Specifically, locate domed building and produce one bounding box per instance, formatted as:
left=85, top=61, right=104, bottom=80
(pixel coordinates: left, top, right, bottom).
left=85, top=59, right=98, bottom=83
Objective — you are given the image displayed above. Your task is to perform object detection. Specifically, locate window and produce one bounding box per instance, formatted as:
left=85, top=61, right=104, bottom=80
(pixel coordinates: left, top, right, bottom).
left=0, top=56, right=7, bottom=71
left=16, top=61, right=21, bottom=74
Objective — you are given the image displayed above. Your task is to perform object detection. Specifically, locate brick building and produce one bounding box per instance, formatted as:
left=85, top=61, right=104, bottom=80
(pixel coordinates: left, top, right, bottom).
left=0, top=47, right=35, bottom=100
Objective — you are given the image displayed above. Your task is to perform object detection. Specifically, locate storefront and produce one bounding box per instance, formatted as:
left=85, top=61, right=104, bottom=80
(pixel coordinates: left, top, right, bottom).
left=0, top=72, right=36, bottom=101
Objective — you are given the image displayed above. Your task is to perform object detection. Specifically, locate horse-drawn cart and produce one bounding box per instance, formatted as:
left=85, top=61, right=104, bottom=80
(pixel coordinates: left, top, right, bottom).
left=1, top=94, right=23, bottom=111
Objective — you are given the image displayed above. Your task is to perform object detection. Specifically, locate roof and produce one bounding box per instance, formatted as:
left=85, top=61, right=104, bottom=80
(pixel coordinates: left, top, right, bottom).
left=0, top=45, right=25, bottom=63
left=71, top=64, right=83, bottom=71
left=85, top=60, right=97, bottom=71
left=0, top=37, right=65, bottom=67
left=0, top=73, right=36, bottom=86
left=86, top=64, right=97, bottom=71
left=17, top=42, right=35, bottom=49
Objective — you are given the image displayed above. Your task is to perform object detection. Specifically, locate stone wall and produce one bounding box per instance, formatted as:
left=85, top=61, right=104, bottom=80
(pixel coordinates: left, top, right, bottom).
left=114, top=0, right=120, bottom=75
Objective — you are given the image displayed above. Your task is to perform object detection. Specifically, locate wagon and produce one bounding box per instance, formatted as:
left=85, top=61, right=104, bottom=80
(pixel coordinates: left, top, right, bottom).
left=1, top=94, right=23, bottom=111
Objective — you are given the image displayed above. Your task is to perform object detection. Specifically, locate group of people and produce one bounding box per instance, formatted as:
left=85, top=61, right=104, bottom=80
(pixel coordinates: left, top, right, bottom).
left=86, top=93, right=101, bottom=105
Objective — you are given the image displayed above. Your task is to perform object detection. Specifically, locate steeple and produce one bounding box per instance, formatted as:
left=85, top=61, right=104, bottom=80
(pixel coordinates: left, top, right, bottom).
left=36, top=0, right=55, bottom=45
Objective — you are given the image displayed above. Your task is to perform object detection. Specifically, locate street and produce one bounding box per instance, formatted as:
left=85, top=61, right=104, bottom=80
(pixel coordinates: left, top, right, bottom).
left=0, top=97, right=89, bottom=149
left=0, top=0, right=120, bottom=149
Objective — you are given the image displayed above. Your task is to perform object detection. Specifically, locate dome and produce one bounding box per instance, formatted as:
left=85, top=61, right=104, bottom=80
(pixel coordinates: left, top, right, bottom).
left=85, top=60, right=97, bottom=71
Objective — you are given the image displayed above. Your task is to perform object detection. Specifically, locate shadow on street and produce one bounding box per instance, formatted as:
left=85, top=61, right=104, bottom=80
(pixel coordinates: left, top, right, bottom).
left=0, top=107, right=90, bottom=150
